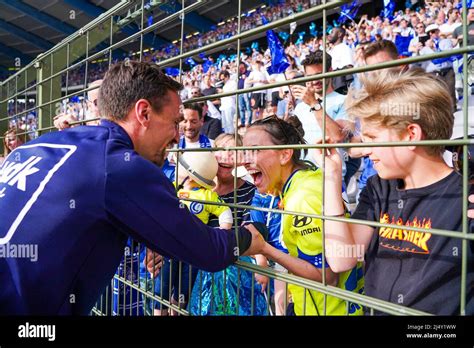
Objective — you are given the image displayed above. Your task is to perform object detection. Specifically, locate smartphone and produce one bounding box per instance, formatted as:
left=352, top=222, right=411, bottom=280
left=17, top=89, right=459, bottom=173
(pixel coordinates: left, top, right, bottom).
left=419, top=35, right=429, bottom=45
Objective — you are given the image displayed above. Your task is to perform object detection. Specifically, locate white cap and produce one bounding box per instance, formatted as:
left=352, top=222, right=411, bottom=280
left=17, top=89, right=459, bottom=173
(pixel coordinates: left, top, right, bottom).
left=177, top=151, right=218, bottom=189
left=426, top=24, right=439, bottom=33
left=232, top=166, right=248, bottom=178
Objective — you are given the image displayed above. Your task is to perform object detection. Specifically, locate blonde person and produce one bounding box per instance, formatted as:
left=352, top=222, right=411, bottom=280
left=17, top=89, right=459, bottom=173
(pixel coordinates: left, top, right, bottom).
left=317, top=68, right=474, bottom=315
left=243, top=116, right=364, bottom=316
left=154, top=150, right=233, bottom=316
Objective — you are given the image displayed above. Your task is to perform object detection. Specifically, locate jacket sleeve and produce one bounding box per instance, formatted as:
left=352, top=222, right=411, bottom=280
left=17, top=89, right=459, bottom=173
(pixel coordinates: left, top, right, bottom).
left=104, top=142, right=250, bottom=272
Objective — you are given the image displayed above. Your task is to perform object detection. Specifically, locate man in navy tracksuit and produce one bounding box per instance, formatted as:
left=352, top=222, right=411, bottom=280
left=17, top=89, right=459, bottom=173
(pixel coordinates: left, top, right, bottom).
left=0, top=61, right=264, bottom=315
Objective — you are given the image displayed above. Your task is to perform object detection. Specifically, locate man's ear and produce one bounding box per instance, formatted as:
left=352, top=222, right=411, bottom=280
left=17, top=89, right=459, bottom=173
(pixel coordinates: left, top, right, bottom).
left=279, top=149, right=293, bottom=166
left=406, top=123, right=424, bottom=150
left=134, top=99, right=152, bottom=127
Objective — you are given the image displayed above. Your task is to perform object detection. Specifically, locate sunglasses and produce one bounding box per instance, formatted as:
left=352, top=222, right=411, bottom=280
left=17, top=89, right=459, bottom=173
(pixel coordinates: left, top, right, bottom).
left=254, top=114, right=291, bottom=144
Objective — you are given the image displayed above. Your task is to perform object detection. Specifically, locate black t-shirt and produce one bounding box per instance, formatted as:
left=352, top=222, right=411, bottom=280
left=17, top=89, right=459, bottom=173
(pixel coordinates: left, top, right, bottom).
left=200, top=114, right=223, bottom=140
left=352, top=171, right=474, bottom=315
left=202, top=86, right=218, bottom=97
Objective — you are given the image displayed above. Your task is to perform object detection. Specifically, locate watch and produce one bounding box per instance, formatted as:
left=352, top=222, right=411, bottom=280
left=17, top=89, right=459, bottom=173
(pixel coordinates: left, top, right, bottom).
left=309, top=101, right=322, bottom=112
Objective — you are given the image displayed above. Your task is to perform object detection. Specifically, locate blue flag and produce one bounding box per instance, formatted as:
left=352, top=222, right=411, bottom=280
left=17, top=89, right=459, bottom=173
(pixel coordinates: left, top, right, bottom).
left=185, top=57, right=196, bottom=67
left=394, top=35, right=412, bottom=56
left=278, top=31, right=290, bottom=42
left=337, top=0, right=361, bottom=25
left=164, top=67, right=180, bottom=77
left=382, top=0, right=396, bottom=20
left=456, top=0, right=473, bottom=8
left=262, top=16, right=290, bottom=75
left=202, top=59, right=213, bottom=73
left=309, top=22, right=318, bottom=37
left=295, top=31, right=306, bottom=45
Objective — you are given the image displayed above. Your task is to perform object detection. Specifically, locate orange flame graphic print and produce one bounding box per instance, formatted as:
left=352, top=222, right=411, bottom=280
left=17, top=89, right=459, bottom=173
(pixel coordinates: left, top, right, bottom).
left=378, top=213, right=432, bottom=254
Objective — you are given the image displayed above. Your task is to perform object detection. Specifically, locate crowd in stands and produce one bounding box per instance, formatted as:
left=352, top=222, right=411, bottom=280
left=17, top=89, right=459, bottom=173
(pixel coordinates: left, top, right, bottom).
left=2, top=0, right=473, bottom=316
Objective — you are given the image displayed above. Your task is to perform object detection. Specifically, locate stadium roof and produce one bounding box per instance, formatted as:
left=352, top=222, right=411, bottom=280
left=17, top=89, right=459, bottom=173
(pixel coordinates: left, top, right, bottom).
left=0, top=0, right=265, bottom=75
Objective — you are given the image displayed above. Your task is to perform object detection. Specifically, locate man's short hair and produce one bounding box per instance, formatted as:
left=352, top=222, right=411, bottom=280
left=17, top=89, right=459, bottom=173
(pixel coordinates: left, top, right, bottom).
left=184, top=103, right=203, bottom=119
left=99, top=61, right=182, bottom=121
left=346, top=68, right=454, bottom=156
left=301, top=50, right=332, bottom=70
left=363, top=40, right=399, bottom=61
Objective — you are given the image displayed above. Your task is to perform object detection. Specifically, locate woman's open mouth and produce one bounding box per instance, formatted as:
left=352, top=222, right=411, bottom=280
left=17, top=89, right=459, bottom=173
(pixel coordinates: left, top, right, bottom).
left=247, top=169, right=263, bottom=186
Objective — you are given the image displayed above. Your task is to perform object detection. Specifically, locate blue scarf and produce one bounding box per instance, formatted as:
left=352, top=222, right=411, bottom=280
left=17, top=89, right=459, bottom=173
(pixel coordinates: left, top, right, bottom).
left=179, top=134, right=212, bottom=149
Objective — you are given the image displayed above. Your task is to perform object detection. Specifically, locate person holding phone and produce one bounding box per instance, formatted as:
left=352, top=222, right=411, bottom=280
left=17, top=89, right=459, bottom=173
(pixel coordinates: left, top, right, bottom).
left=409, top=23, right=427, bottom=57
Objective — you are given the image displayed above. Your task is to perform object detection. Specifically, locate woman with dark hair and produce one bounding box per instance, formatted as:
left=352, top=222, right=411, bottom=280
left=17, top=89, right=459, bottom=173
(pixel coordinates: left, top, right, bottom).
left=242, top=116, right=364, bottom=316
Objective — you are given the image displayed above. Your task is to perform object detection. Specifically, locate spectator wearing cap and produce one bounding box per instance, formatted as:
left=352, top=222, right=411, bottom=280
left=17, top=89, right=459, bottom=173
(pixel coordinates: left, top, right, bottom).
left=420, top=23, right=457, bottom=109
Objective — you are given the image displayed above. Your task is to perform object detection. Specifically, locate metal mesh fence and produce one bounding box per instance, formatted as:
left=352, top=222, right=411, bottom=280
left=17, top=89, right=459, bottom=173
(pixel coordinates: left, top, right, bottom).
left=1, top=0, right=473, bottom=316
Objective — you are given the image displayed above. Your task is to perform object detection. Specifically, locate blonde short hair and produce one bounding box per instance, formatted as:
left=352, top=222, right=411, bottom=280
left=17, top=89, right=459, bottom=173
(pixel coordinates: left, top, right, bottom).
left=214, top=133, right=242, bottom=148
left=345, top=68, right=454, bottom=156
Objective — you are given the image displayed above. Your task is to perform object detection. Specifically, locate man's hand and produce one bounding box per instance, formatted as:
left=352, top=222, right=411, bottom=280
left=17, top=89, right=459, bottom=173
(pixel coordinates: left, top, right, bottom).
left=53, top=113, right=77, bottom=131
left=241, top=224, right=267, bottom=256
left=290, top=85, right=319, bottom=108
left=144, top=248, right=164, bottom=278
left=468, top=195, right=474, bottom=219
